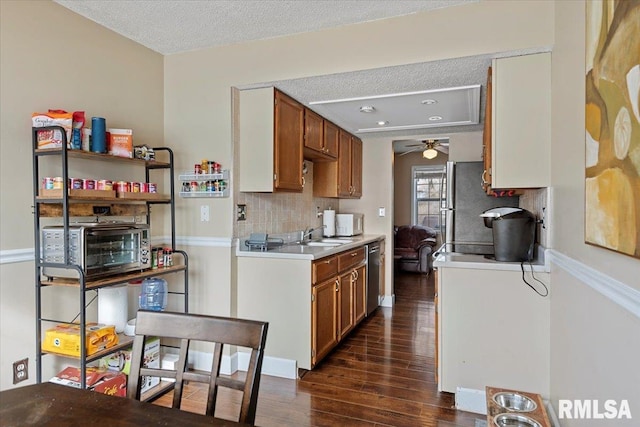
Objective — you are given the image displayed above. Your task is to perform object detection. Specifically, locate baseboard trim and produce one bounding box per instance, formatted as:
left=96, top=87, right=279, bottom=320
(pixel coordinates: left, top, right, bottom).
left=547, top=249, right=640, bottom=319
left=189, top=350, right=297, bottom=379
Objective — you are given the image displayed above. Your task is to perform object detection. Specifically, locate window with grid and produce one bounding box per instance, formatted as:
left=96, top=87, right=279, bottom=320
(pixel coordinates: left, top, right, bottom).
left=412, top=166, right=446, bottom=230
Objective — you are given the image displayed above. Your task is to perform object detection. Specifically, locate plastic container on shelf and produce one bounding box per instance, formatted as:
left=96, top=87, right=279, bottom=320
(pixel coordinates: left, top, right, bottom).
left=138, top=277, right=168, bottom=311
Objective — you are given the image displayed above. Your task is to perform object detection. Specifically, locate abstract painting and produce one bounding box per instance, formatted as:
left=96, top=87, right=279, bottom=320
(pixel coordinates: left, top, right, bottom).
left=585, top=0, right=640, bottom=258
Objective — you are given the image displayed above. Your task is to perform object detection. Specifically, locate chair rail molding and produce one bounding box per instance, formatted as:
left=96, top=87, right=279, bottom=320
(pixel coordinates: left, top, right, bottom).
left=0, top=248, right=34, bottom=264
left=547, top=249, right=640, bottom=319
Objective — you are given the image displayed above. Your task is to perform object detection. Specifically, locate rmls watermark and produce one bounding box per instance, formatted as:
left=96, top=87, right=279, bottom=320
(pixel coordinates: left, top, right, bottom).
left=558, top=400, right=632, bottom=420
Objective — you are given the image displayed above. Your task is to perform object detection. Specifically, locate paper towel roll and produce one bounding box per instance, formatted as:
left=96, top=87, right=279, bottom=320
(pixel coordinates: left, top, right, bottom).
left=323, top=209, right=335, bottom=237
left=98, top=285, right=128, bottom=333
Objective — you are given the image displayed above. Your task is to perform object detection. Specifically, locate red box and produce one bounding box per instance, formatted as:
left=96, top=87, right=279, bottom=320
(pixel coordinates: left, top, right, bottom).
left=49, top=366, right=127, bottom=397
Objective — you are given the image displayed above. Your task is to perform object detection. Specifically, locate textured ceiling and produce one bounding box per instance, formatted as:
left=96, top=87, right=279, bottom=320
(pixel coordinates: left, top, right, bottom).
left=53, top=0, right=549, bottom=148
left=53, top=0, right=475, bottom=55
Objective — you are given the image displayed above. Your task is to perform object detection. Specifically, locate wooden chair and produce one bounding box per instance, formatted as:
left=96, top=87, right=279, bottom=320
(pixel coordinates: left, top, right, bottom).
left=127, top=310, right=268, bottom=425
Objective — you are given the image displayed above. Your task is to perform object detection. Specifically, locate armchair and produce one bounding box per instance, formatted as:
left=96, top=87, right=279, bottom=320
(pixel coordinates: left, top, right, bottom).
left=394, top=225, right=437, bottom=274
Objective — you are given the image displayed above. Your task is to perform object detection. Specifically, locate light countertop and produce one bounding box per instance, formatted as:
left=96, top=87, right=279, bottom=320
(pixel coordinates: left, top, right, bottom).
left=433, top=246, right=549, bottom=272
left=236, top=234, right=385, bottom=260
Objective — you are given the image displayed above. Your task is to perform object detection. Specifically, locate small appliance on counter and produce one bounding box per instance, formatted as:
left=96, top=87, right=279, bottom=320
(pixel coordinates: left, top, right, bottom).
left=335, top=213, right=364, bottom=236
left=323, top=209, right=336, bottom=237
left=481, top=207, right=536, bottom=262
left=244, top=233, right=284, bottom=252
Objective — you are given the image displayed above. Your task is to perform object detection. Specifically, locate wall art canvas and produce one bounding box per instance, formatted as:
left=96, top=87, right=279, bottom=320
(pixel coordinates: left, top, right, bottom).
left=585, top=0, right=640, bottom=258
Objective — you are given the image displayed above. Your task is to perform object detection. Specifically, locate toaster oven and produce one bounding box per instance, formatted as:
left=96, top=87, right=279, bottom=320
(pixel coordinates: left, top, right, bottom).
left=42, top=223, right=151, bottom=279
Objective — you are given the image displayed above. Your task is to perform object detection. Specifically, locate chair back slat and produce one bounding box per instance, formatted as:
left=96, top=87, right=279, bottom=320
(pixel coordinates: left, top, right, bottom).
left=126, top=310, right=268, bottom=425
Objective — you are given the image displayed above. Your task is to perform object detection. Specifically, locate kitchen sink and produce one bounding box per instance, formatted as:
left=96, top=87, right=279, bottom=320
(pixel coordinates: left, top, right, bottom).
left=304, top=241, right=343, bottom=247
left=492, top=392, right=537, bottom=412
left=319, top=239, right=353, bottom=244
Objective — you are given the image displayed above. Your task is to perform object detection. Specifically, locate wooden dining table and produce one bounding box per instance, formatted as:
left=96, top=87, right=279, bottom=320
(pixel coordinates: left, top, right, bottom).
left=0, top=382, right=248, bottom=426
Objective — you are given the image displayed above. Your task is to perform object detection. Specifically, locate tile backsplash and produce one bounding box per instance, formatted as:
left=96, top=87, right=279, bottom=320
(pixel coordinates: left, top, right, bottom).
left=233, top=162, right=336, bottom=239
left=520, top=187, right=549, bottom=248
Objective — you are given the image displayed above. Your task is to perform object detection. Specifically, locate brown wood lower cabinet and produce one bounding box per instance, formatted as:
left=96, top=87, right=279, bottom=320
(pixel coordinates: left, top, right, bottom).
left=311, top=277, right=338, bottom=366
left=311, top=246, right=366, bottom=367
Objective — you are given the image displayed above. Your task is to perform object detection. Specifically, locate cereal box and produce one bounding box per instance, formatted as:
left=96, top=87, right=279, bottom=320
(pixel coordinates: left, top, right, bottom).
left=50, top=366, right=127, bottom=397
left=108, top=128, right=133, bottom=158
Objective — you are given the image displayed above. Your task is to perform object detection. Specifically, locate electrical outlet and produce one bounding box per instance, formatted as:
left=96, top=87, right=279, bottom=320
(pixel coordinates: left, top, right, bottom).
left=237, top=204, right=246, bottom=221
left=13, top=358, right=28, bottom=384
left=200, top=205, right=209, bottom=222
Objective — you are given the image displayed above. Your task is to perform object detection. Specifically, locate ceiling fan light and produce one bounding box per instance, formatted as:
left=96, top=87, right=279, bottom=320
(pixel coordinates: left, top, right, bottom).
left=423, top=148, right=438, bottom=159
left=359, top=105, right=376, bottom=113
left=377, top=120, right=389, bottom=126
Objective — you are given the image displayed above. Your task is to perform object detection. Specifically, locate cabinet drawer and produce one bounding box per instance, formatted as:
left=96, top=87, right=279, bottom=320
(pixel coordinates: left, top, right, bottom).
left=338, top=247, right=365, bottom=272
left=312, top=255, right=338, bottom=284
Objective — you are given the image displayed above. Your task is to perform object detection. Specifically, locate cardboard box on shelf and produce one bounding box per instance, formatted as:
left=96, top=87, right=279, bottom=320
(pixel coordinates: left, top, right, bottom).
left=108, top=128, right=133, bottom=158
left=140, top=337, right=160, bottom=393
left=50, top=366, right=126, bottom=397
left=42, top=323, right=118, bottom=357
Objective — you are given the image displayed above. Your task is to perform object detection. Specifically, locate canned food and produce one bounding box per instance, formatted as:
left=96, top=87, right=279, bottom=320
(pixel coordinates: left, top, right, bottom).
left=83, top=179, right=96, bottom=190
left=53, top=177, right=64, bottom=189
left=157, top=247, right=164, bottom=268
left=194, top=164, right=201, bottom=174
left=42, top=177, right=54, bottom=190
left=140, top=182, right=149, bottom=193
left=148, top=183, right=157, bottom=193
left=70, top=178, right=83, bottom=189
left=130, top=182, right=140, bottom=193
left=96, top=179, right=113, bottom=191
left=114, top=181, right=129, bottom=193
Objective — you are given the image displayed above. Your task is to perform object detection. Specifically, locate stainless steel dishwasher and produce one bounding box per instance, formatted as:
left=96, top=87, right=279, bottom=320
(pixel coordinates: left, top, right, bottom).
left=366, top=241, right=381, bottom=316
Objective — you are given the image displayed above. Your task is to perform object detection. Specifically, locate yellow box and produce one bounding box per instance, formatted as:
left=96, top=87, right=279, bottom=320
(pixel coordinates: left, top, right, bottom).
left=43, top=323, right=118, bottom=357
left=107, top=128, right=133, bottom=158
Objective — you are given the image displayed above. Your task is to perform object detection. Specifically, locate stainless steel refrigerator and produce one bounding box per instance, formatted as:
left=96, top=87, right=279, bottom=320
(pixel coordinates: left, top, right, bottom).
left=440, top=161, right=520, bottom=255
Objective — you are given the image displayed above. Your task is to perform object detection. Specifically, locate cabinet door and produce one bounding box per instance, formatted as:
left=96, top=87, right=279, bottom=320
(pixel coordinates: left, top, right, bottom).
left=304, top=109, right=324, bottom=154
left=338, top=272, right=354, bottom=340
left=379, top=252, right=385, bottom=303
left=312, top=278, right=339, bottom=366
left=350, top=136, right=362, bottom=198
left=323, top=120, right=339, bottom=159
left=353, top=265, right=366, bottom=324
left=482, top=66, right=493, bottom=194
left=274, top=91, right=304, bottom=192
left=492, top=53, right=551, bottom=189
left=337, top=130, right=352, bottom=197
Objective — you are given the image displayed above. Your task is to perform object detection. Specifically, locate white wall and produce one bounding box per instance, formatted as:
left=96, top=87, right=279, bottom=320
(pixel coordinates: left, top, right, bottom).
left=0, top=0, right=164, bottom=390
left=549, top=1, right=640, bottom=424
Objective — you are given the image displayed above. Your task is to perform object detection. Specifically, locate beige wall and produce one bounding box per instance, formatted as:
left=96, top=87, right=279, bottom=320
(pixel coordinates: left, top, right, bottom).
left=393, top=151, right=448, bottom=227
left=549, top=1, right=640, bottom=424
left=0, top=0, right=164, bottom=390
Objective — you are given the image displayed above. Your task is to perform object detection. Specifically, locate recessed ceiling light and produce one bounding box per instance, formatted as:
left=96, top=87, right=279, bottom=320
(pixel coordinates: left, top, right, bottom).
left=359, top=105, right=376, bottom=113
left=377, top=121, right=389, bottom=126
left=428, top=116, right=443, bottom=121
left=421, top=99, right=438, bottom=105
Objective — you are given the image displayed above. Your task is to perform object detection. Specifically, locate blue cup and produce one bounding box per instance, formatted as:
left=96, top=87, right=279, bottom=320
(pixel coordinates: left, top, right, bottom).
left=91, top=117, right=107, bottom=153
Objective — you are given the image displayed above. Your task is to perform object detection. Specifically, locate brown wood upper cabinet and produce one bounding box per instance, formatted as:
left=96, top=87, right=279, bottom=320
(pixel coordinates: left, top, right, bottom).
left=303, top=109, right=338, bottom=161
left=313, top=130, right=362, bottom=198
left=239, top=87, right=303, bottom=192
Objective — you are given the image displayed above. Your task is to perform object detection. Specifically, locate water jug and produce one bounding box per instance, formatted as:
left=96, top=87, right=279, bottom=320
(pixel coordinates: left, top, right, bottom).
left=138, top=277, right=168, bottom=311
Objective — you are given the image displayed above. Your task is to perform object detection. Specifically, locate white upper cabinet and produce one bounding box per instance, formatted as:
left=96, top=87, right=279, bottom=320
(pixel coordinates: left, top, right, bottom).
left=491, top=52, right=551, bottom=189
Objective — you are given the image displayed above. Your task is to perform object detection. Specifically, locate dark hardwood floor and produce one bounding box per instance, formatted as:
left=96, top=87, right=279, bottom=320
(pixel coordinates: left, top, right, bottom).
left=155, top=272, right=482, bottom=426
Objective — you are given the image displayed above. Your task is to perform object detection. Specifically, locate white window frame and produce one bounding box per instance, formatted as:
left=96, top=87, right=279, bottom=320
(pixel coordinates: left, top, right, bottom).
left=411, top=165, right=446, bottom=228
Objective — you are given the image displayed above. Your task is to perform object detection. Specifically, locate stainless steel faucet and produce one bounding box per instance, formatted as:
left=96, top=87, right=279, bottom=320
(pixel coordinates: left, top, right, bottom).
left=301, top=227, right=315, bottom=242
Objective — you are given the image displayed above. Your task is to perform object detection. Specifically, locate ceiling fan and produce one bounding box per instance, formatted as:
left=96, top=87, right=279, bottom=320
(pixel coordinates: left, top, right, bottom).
left=397, top=139, right=449, bottom=159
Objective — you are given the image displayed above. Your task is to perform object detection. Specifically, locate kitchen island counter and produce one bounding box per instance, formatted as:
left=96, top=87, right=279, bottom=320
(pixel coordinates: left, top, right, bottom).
left=433, top=246, right=550, bottom=272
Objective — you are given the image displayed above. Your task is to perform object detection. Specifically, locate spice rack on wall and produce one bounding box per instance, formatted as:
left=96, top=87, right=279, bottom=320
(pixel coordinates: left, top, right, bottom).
left=32, top=125, right=188, bottom=400
left=178, top=170, right=230, bottom=198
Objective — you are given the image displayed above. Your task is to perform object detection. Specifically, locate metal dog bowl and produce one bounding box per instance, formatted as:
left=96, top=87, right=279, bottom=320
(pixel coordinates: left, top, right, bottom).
left=493, top=413, right=541, bottom=427
left=492, top=392, right=537, bottom=412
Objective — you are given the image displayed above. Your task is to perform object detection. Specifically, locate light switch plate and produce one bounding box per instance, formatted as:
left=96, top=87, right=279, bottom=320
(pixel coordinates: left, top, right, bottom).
left=200, top=205, right=209, bottom=222
left=378, top=207, right=385, bottom=217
